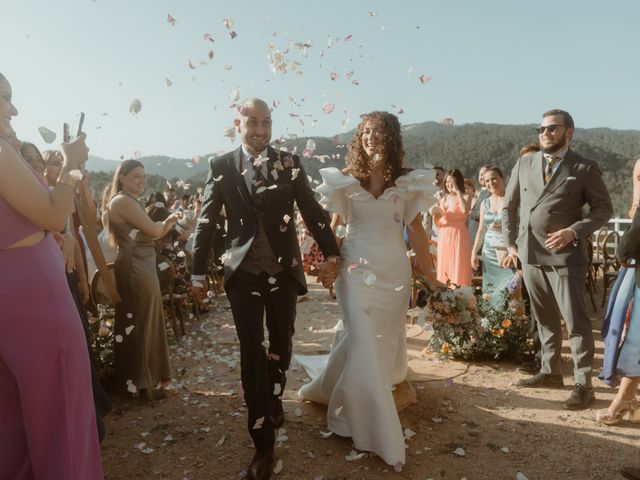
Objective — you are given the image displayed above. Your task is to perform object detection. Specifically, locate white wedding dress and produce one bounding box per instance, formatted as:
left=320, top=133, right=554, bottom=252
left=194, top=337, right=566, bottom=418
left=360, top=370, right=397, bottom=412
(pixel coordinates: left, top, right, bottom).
left=298, top=166, right=436, bottom=466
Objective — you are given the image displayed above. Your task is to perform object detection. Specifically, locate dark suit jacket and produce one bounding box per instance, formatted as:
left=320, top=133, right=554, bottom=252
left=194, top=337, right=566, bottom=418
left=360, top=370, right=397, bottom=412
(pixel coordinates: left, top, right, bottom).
left=192, top=146, right=340, bottom=295
left=503, top=149, right=613, bottom=266
left=618, top=208, right=640, bottom=287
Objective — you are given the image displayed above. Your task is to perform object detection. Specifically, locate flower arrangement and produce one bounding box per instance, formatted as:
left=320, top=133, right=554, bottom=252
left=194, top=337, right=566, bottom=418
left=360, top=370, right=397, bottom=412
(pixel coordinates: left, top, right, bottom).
left=415, top=275, right=534, bottom=361
left=89, top=304, right=115, bottom=379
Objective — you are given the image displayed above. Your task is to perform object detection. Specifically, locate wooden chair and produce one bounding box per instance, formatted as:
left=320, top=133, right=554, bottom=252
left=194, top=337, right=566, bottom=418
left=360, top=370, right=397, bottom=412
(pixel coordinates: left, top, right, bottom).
left=591, top=227, right=608, bottom=283
left=182, top=250, right=201, bottom=323
left=90, top=263, right=117, bottom=308
left=156, top=255, right=186, bottom=338
left=601, top=231, right=620, bottom=307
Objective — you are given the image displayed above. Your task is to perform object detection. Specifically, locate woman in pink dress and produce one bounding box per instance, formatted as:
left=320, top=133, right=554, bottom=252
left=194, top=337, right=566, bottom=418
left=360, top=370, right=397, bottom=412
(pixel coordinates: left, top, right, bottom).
left=0, top=72, right=103, bottom=479
left=431, top=168, right=472, bottom=286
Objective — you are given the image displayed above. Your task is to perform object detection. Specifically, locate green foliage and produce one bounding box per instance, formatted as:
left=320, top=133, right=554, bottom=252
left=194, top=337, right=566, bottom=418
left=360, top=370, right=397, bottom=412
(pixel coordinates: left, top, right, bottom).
left=86, top=122, right=640, bottom=215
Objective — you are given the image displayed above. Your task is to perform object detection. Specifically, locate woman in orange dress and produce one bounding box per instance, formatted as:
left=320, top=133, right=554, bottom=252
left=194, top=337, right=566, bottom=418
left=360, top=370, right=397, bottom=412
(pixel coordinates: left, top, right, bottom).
left=431, top=168, right=472, bottom=286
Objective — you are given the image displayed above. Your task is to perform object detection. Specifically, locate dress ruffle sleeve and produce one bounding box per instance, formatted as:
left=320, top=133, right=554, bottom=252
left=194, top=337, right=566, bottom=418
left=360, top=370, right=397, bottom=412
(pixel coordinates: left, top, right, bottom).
left=392, top=168, right=438, bottom=224
left=317, top=167, right=360, bottom=221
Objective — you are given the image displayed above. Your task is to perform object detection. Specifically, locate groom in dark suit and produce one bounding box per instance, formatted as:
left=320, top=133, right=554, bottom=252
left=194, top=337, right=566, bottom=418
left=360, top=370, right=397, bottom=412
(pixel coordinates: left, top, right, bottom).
left=191, top=98, right=341, bottom=479
left=502, top=109, right=612, bottom=410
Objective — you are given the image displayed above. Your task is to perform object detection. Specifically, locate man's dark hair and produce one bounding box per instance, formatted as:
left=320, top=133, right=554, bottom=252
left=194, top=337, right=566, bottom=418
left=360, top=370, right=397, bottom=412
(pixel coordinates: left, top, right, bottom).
left=542, top=109, right=574, bottom=129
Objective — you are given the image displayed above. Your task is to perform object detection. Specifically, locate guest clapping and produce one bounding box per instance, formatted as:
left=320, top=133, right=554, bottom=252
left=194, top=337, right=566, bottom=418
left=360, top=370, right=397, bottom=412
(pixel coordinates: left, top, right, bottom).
left=107, top=160, right=180, bottom=399
left=431, top=169, right=472, bottom=286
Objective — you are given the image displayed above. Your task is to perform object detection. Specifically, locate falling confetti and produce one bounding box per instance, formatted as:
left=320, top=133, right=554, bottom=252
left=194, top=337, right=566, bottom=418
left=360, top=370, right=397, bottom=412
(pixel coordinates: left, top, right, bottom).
left=273, top=459, right=283, bottom=474
left=203, top=33, right=214, bottom=42
left=223, top=17, right=233, bottom=29
left=115, top=335, right=123, bottom=343
left=453, top=447, right=465, bottom=457
left=419, top=74, right=432, bottom=84
left=129, top=99, right=142, bottom=115
left=334, top=405, right=343, bottom=416
left=229, top=31, right=237, bottom=39
left=322, top=102, right=335, bottom=114
left=229, top=86, right=241, bottom=102
left=167, top=14, right=177, bottom=26
left=38, top=127, right=56, bottom=144
left=164, top=77, right=173, bottom=87
left=335, top=225, right=347, bottom=238
left=253, top=417, right=264, bottom=429
left=345, top=450, right=365, bottom=461
left=363, top=271, right=377, bottom=286
left=125, top=325, right=135, bottom=335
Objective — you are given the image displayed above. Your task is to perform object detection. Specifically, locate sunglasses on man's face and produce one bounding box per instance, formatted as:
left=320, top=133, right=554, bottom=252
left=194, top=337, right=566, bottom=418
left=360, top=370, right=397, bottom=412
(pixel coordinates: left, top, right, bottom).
left=536, top=124, right=566, bottom=135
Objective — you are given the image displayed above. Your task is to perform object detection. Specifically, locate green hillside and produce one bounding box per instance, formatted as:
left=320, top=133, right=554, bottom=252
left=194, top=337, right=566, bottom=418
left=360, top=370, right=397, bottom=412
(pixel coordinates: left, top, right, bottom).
left=88, top=122, right=640, bottom=216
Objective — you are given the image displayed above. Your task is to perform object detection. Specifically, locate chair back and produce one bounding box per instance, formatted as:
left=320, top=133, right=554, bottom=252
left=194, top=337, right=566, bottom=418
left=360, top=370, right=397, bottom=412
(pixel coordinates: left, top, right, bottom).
left=602, top=231, right=620, bottom=272
left=156, top=255, right=177, bottom=296
left=91, top=263, right=117, bottom=306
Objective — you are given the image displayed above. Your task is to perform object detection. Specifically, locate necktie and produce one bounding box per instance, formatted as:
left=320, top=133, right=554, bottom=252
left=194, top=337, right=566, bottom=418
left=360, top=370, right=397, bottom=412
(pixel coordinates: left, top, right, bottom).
left=251, top=158, right=266, bottom=208
left=544, top=155, right=559, bottom=184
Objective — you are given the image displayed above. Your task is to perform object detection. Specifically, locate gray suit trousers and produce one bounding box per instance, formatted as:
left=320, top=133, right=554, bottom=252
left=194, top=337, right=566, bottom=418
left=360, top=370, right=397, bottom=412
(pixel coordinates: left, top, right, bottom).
left=521, top=263, right=594, bottom=386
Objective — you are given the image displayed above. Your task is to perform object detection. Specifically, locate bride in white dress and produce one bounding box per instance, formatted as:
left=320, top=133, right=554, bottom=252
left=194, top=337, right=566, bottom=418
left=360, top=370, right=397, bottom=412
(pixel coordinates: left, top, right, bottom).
left=298, top=111, right=439, bottom=470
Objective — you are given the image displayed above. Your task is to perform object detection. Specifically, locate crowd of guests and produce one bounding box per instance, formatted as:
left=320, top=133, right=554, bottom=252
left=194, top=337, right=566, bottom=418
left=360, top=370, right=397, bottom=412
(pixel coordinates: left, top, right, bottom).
left=1, top=69, right=638, bottom=479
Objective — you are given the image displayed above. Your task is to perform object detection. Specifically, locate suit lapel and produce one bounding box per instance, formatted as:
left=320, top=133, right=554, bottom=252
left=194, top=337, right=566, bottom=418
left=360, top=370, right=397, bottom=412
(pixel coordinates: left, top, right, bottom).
left=230, top=147, right=252, bottom=209
left=528, top=151, right=545, bottom=201
left=262, top=147, right=280, bottom=209
left=533, top=150, right=576, bottom=208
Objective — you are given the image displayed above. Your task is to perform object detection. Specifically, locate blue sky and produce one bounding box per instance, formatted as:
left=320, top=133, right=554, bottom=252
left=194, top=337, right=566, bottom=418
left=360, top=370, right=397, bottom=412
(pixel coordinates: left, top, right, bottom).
left=3, top=0, right=639, bottom=160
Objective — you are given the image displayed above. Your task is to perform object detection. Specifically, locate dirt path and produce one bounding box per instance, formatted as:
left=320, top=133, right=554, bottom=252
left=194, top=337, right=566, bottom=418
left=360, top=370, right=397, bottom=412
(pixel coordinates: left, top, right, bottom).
left=101, top=279, right=639, bottom=480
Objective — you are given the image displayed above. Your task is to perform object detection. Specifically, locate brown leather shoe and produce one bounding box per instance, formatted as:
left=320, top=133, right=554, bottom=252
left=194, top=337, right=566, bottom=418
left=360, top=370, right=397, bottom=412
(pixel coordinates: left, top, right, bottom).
left=621, top=465, right=640, bottom=480
left=268, top=397, right=284, bottom=428
left=247, top=448, right=274, bottom=480
left=515, top=372, right=564, bottom=388
left=563, top=384, right=595, bottom=410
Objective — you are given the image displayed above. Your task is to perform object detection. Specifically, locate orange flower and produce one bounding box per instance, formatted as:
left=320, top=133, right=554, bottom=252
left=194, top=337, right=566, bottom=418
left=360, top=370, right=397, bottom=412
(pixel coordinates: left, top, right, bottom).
left=441, top=343, right=451, bottom=354
left=501, top=319, right=512, bottom=328
left=491, top=328, right=505, bottom=337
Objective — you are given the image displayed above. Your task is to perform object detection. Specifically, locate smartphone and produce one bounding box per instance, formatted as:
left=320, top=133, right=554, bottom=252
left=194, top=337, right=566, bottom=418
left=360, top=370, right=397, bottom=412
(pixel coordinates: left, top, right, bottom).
left=63, top=112, right=85, bottom=143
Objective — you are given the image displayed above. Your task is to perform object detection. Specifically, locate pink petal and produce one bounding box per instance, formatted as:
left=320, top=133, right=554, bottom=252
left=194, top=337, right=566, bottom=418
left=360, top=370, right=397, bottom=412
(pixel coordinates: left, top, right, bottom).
left=322, top=103, right=335, bottom=114
left=229, top=31, right=237, bottom=40
left=329, top=72, right=339, bottom=81
left=419, top=75, right=432, bottom=84
left=203, top=33, right=214, bottom=42
left=344, top=34, right=353, bottom=41
left=167, top=14, right=176, bottom=26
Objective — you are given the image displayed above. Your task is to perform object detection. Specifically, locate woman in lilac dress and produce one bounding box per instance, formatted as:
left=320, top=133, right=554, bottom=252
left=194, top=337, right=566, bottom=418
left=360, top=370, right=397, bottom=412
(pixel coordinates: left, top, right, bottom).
left=0, top=72, right=103, bottom=479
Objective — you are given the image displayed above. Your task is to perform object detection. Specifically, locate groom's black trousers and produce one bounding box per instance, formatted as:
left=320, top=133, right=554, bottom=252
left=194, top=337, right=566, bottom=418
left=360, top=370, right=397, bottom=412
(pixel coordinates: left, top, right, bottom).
left=225, top=269, right=298, bottom=451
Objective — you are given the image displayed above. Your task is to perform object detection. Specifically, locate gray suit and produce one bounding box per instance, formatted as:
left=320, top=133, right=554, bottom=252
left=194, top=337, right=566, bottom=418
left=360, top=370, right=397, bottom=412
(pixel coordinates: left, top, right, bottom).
left=503, top=149, right=612, bottom=385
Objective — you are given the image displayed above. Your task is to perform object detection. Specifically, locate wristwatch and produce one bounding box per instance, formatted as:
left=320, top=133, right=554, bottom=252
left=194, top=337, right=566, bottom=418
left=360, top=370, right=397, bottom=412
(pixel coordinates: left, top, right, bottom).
left=326, top=255, right=342, bottom=265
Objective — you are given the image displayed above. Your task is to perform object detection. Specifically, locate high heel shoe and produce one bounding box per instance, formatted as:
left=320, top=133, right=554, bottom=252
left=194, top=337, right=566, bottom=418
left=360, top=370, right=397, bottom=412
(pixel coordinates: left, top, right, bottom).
left=596, top=398, right=640, bottom=425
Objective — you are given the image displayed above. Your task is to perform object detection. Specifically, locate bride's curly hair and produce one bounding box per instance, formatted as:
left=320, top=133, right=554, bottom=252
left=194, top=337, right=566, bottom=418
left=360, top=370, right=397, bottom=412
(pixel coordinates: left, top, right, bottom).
left=345, top=111, right=405, bottom=189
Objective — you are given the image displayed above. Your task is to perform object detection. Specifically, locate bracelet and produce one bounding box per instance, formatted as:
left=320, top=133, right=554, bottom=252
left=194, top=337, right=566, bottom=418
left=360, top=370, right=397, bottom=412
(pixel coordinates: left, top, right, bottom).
left=57, top=170, right=83, bottom=191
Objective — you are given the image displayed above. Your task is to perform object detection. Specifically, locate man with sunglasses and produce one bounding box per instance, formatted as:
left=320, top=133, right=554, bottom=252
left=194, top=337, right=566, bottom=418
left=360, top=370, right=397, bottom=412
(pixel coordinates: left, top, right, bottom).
left=502, top=109, right=612, bottom=410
